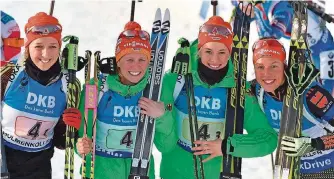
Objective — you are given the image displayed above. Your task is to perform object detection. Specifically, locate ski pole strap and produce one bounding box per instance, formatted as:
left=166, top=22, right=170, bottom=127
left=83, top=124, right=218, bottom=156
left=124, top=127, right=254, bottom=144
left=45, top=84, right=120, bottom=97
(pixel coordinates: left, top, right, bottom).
left=62, top=35, right=79, bottom=71
left=173, top=75, right=185, bottom=100
left=96, top=73, right=108, bottom=104
left=171, top=38, right=191, bottom=75
left=171, top=38, right=191, bottom=100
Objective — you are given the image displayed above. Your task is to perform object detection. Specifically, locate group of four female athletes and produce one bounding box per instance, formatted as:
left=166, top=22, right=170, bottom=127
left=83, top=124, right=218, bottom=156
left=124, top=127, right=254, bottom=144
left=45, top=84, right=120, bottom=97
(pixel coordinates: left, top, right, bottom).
left=1, top=8, right=334, bottom=179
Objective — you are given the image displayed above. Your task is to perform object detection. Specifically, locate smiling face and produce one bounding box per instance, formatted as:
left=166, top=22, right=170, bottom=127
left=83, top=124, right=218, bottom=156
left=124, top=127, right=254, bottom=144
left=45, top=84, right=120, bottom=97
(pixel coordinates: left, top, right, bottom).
left=28, top=37, right=60, bottom=71
left=198, top=42, right=230, bottom=70
left=254, top=57, right=286, bottom=93
left=117, top=53, right=149, bottom=85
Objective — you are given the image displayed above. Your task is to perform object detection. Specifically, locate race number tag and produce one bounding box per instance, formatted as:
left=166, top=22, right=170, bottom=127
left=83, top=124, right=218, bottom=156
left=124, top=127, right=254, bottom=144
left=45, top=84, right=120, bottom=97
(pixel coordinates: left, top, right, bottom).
left=106, top=129, right=136, bottom=150
left=320, top=50, right=334, bottom=79
left=15, top=116, right=55, bottom=140
left=182, top=118, right=224, bottom=141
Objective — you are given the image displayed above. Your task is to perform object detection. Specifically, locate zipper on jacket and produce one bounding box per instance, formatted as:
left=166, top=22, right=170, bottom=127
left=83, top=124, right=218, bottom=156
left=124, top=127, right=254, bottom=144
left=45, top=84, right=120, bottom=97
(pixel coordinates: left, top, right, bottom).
left=125, top=86, right=131, bottom=99
left=205, top=85, right=212, bottom=99
left=103, top=95, right=112, bottom=111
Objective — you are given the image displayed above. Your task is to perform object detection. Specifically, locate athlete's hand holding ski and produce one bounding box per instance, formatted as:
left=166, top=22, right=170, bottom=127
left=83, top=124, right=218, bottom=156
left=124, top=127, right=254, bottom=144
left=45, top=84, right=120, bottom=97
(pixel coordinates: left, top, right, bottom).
left=281, top=133, right=334, bottom=157
left=281, top=136, right=314, bottom=157
left=62, top=108, right=82, bottom=130
left=138, top=97, right=165, bottom=118
left=76, top=137, right=93, bottom=156
left=192, top=139, right=223, bottom=162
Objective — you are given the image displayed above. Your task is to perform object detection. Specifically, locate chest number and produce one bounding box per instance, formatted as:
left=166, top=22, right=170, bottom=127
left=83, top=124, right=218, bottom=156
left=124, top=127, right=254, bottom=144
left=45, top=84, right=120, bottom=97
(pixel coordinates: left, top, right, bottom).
left=329, top=60, right=334, bottom=78
left=198, top=124, right=210, bottom=139
left=120, top=131, right=133, bottom=148
left=27, top=121, right=49, bottom=140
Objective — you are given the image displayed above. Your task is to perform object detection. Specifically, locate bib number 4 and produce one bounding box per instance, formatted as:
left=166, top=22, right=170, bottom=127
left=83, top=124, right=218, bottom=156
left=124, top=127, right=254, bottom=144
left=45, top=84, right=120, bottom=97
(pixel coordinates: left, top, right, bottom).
left=198, top=124, right=210, bottom=139
left=107, top=129, right=135, bottom=150
left=15, top=116, right=55, bottom=140
left=182, top=118, right=224, bottom=142
left=28, top=122, right=49, bottom=139
left=120, top=131, right=133, bottom=148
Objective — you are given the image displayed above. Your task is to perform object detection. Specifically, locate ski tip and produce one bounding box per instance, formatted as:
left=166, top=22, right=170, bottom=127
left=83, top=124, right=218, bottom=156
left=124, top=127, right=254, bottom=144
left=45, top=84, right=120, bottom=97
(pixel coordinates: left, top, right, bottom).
left=164, top=8, right=170, bottom=20
left=155, top=8, right=162, bottom=18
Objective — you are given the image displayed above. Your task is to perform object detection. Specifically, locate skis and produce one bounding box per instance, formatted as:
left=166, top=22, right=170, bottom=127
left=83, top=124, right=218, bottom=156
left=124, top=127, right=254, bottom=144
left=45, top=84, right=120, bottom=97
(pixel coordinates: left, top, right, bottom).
left=129, top=8, right=170, bottom=179
left=1, top=125, right=9, bottom=179
left=274, top=2, right=319, bottom=179
left=171, top=38, right=205, bottom=179
left=62, top=36, right=82, bottom=179
left=221, top=2, right=252, bottom=179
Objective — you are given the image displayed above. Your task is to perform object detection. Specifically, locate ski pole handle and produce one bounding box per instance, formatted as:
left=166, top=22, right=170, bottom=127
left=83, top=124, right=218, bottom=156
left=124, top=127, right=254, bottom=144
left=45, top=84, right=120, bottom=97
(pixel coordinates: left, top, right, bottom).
left=130, top=0, right=143, bottom=21
left=211, top=0, right=218, bottom=16
left=62, top=36, right=79, bottom=72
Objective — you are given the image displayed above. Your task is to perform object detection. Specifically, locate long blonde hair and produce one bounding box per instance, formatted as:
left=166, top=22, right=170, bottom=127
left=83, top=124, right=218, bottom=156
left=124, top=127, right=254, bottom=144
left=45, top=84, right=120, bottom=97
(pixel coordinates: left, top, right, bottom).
left=16, top=48, right=29, bottom=66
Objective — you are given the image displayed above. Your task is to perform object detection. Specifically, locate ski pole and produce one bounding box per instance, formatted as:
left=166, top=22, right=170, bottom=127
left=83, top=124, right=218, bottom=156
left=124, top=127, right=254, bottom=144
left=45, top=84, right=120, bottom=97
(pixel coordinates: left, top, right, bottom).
left=81, top=50, right=92, bottom=179
left=130, top=0, right=143, bottom=21
left=306, top=1, right=334, bottom=23
left=211, top=0, right=218, bottom=16
left=171, top=39, right=205, bottom=179
left=49, top=0, right=55, bottom=16
left=63, top=35, right=80, bottom=179
left=88, top=51, right=100, bottom=179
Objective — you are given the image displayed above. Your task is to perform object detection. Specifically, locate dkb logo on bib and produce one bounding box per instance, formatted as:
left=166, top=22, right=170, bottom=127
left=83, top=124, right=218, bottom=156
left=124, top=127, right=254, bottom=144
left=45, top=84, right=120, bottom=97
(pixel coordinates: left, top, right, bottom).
left=114, top=106, right=139, bottom=118
left=26, top=92, right=56, bottom=108
left=194, top=96, right=220, bottom=110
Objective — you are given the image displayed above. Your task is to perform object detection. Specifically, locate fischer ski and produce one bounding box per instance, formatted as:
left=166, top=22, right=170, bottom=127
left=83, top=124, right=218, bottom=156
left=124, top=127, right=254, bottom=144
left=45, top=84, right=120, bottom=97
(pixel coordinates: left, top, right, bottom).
left=221, top=2, right=252, bottom=179
left=274, top=2, right=319, bottom=179
left=129, top=8, right=170, bottom=179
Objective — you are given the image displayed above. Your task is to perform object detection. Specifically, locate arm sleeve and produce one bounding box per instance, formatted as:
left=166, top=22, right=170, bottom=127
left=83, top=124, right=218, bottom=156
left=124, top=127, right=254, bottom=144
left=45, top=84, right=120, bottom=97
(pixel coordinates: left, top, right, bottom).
left=305, top=84, right=334, bottom=123
left=1, top=11, right=22, bottom=65
left=154, top=72, right=179, bottom=154
left=53, top=117, right=66, bottom=149
left=226, top=87, right=278, bottom=158
left=253, top=2, right=293, bottom=39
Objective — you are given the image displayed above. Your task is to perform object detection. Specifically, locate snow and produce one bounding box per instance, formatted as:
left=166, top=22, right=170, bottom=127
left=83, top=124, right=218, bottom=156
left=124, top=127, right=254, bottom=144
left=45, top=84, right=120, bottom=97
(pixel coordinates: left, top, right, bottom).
left=2, top=0, right=334, bottom=178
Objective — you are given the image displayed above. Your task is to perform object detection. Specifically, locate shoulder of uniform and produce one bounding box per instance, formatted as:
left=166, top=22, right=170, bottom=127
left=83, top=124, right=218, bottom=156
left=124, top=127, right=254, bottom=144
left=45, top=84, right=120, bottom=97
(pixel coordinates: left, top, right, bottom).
left=246, top=80, right=258, bottom=96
